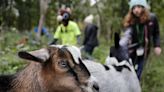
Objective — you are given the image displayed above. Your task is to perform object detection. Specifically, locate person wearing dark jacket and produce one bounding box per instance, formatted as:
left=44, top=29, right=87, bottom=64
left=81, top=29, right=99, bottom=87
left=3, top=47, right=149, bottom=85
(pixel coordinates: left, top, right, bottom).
left=120, top=0, right=161, bottom=80
left=83, top=15, right=99, bottom=56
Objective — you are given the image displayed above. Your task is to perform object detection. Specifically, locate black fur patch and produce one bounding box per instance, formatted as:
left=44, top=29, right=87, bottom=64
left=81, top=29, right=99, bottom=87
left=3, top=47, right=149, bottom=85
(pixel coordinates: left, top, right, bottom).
left=68, top=66, right=79, bottom=82
left=0, top=75, right=14, bottom=91
left=103, top=65, right=110, bottom=70
left=18, top=51, right=44, bottom=63
left=113, top=65, right=131, bottom=72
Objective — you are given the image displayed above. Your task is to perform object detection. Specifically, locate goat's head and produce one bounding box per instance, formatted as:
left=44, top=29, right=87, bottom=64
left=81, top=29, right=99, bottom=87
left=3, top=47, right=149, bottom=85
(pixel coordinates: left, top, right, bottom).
left=18, top=45, right=98, bottom=92
left=109, top=33, right=129, bottom=62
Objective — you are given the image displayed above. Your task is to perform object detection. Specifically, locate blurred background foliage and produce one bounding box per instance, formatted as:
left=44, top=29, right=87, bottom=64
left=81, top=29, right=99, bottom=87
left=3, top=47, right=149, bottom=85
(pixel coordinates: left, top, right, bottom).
left=0, top=0, right=164, bottom=91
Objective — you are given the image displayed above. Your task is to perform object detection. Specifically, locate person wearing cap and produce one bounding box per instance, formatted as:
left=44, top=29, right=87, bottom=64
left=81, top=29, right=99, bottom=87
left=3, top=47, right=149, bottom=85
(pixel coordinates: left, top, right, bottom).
left=50, top=12, right=81, bottom=45
left=82, top=14, right=99, bottom=59
left=120, top=0, right=161, bottom=80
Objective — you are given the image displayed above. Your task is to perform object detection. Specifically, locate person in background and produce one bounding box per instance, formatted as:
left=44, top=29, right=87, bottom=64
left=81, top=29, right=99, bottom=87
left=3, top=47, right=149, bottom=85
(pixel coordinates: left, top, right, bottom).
left=82, top=14, right=99, bottom=59
left=50, top=12, right=81, bottom=45
left=120, top=0, right=162, bottom=80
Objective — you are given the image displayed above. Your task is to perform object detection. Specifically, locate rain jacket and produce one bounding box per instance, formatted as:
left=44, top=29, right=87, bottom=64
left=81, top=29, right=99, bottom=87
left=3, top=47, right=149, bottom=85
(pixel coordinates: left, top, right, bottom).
left=54, top=21, right=81, bottom=45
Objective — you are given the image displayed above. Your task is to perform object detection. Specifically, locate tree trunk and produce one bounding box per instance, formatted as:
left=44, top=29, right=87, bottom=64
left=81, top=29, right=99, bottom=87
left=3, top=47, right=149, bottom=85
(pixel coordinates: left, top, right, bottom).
left=36, top=14, right=45, bottom=41
left=36, top=0, right=50, bottom=41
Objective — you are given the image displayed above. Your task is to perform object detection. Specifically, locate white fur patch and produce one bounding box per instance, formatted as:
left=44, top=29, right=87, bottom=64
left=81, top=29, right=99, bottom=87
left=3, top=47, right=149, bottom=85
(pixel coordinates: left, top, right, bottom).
left=50, top=45, right=82, bottom=64
left=66, top=46, right=82, bottom=64
left=105, top=56, right=135, bottom=72
left=105, top=56, right=118, bottom=65
left=50, top=45, right=63, bottom=48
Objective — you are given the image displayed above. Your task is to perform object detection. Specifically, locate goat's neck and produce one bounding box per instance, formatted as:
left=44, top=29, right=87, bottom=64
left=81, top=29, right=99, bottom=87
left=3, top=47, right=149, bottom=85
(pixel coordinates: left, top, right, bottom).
left=10, top=63, right=43, bottom=92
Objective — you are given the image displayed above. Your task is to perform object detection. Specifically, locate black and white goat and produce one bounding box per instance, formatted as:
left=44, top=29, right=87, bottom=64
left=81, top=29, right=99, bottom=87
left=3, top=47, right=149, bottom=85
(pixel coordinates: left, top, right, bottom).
left=83, top=33, right=141, bottom=92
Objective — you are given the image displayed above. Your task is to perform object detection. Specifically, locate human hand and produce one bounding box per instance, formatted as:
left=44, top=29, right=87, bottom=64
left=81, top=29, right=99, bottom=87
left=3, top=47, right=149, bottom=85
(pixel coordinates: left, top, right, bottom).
left=154, top=47, right=162, bottom=56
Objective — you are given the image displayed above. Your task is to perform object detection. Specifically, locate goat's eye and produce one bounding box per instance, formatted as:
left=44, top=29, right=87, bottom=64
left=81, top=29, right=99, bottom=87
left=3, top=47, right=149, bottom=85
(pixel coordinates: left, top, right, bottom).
left=58, top=60, right=68, bottom=68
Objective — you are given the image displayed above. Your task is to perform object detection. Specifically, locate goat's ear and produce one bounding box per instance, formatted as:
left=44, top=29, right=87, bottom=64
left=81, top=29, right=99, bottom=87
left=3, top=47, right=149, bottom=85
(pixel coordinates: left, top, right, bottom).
left=78, top=58, right=91, bottom=77
left=18, top=48, right=50, bottom=63
left=65, top=46, right=81, bottom=64
left=114, top=32, right=120, bottom=48
left=73, top=58, right=91, bottom=82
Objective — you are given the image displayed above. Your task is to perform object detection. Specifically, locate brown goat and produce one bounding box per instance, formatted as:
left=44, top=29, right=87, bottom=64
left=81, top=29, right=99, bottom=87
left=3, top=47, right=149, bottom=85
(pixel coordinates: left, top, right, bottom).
left=0, top=45, right=97, bottom=92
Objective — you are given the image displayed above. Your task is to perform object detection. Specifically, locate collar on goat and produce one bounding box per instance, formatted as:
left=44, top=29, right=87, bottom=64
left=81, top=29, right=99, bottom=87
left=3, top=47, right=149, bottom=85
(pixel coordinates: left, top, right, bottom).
left=50, top=45, right=81, bottom=64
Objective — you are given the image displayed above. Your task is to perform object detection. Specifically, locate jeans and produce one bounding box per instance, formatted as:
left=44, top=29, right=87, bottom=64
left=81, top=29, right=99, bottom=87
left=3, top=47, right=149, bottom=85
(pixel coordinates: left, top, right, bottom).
left=130, top=52, right=145, bottom=80
left=136, top=56, right=145, bottom=80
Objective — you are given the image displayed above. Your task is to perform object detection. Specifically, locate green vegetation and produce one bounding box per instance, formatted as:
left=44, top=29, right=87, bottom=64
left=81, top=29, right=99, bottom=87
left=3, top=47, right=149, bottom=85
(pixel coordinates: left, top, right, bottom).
left=0, top=30, right=49, bottom=74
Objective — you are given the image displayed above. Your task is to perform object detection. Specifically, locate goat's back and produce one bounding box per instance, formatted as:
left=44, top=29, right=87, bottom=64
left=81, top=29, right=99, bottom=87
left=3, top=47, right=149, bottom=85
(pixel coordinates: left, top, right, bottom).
left=83, top=60, right=141, bottom=92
